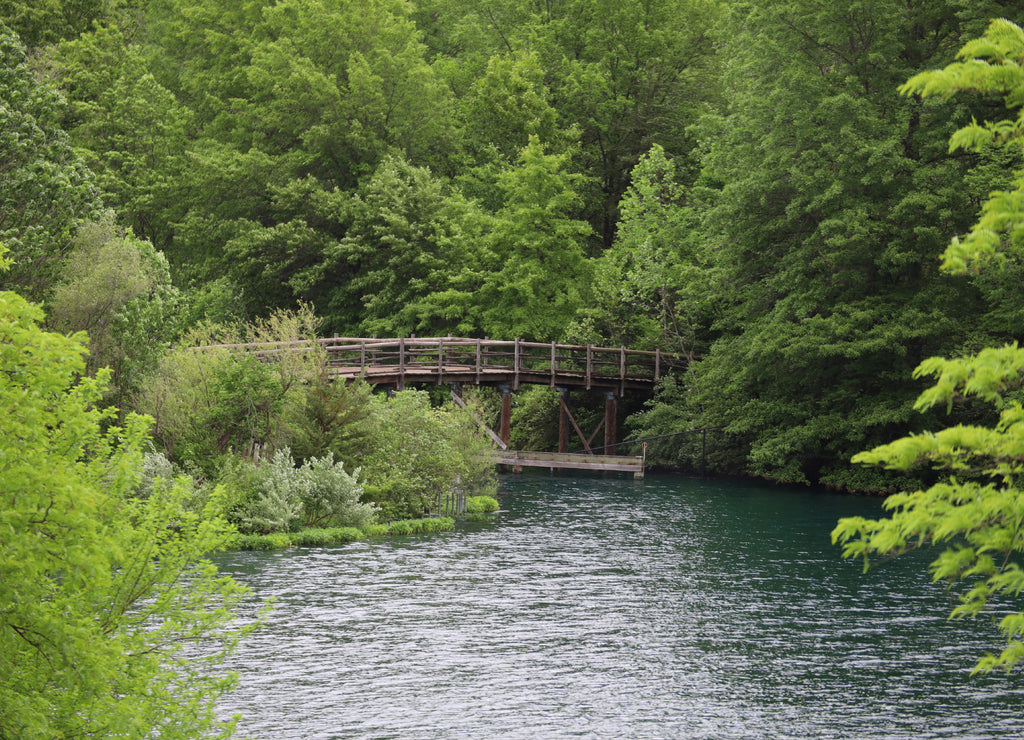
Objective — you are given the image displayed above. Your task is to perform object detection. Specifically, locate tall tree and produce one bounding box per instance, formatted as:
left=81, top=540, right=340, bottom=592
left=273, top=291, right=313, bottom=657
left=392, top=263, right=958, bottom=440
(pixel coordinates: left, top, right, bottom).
left=0, top=23, right=100, bottom=301
left=477, top=135, right=594, bottom=340
left=658, top=0, right=1016, bottom=485
left=579, top=144, right=709, bottom=353
left=416, top=0, right=723, bottom=248
left=141, top=0, right=455, bottom=308
left=323, top=153, right=486, bottom=336
left=835, top=18, right=1024, bottom=674
left=54, top=22, right=192, bottom=251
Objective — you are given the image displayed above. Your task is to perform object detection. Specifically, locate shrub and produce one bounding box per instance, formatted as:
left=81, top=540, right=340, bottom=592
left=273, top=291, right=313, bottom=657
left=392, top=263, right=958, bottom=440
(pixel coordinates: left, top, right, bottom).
left=285, top=376, right=375, bottom=467
left=300, top=527, right=364, bottom=546
left=358, top=390, right=497, bottom=519
left=298, top=454, right=376, bottom=529
left=387, top=519, right=413, bottom=535
left=134, top=305, right=326, bottom=475
left=466, top=495, right=499, bottom=513
left=228, top=449, right=304, bottom=535
left=219, top=449, right=378, bottom=535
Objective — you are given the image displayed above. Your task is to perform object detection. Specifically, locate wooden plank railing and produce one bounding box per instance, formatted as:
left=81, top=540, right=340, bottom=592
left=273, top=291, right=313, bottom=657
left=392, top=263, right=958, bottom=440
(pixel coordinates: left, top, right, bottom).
left=194, top=336, right=690, bottom=391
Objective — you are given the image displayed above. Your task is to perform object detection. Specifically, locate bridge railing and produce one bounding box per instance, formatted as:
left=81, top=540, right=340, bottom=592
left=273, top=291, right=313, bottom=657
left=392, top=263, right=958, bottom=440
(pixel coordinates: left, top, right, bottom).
left=195, top=336, right=690, bottom=388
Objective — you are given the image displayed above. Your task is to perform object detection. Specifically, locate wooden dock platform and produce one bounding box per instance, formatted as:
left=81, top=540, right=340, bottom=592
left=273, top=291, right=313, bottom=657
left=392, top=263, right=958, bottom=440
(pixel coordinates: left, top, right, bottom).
left=489, top=450, right=645, bottom=478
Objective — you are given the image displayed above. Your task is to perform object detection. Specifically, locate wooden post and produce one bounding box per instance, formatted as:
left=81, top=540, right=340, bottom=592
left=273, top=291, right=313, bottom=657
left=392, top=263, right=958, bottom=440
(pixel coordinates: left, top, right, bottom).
left=513, top=338, right=520, bottom=391
left=620, top=346, right=626, bottom=396
left=558, top=389, right=569, bottom=453
left=499, top=386, right=512, bottom=450
left=475, top=338, right=481, bottom=385
left=604, top=391, right=617, bottom=455
left=655, top=348, right=661, bottom=381
left=437, top=339, right=444, bottom=383
left=586, top=345, right=592, bottom=390
left=550, top=342, right=556, bottom=388
left=398, top=337, right=406, bottom=391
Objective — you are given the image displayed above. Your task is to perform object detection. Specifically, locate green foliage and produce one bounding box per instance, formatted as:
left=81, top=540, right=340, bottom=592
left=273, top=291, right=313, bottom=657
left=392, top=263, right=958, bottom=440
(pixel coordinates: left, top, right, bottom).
left=0, top=282, right=249, bottom=738
left=54, top=22, right=193, bottom=250
left=835, top=19, right=1024, bottom=673
left=476, top=135, right=594, bottom=340
left=509, top=386, right=561, bottom=451
left=48, top=215, right=186, bottom=407
left=227, top=518, right=454, bottom=549
left=0, top=23, right=100, bottom=301
left=323, top=153, right=487, bottom=336
left=0, top=0, right=122, bottom=47
left=230, top=448, right=305, bottom=535
left=222, top=448, right=376, bottom=535
left=285, top=376, right=375, bottom=467
left=295, top=453, right=375, bottom=529
left=644, top=0, right=1005, bottom=485
left=358, top=390, right=497, bottom=520
left=466, top=495, right=500, bottom=513
left=577, top=144, right=709, bottom=352
left=135, top=306, right=324, bottom=471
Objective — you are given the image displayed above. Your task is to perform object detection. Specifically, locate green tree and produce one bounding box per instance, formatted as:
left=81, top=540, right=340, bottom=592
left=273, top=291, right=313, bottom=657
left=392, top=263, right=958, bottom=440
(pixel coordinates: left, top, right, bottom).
left=476, top=135, right=594, bottom=340
left=142, top=0, right=453, bottom=301
left=54, top=22, right=193, bottom=251
left=0, top=0, right=124, bottom=47
left=0, top=266, right=250, bottom=738
left=660, top=0, right=1011, bottom=484
left=323, top=153, right=486, bottom=336
left=135, top=307, right=325, bottom=473
left=417, top=0, right=723, bottom=247
left=834, top=18, right=1024, bottom=673
left=577, top=144, right=709, bottom=352
left=0, top=23, right=100, bottom=301
left=48, top=215, right=186, bottom=408
left=359, top=390, right=496, bottom=520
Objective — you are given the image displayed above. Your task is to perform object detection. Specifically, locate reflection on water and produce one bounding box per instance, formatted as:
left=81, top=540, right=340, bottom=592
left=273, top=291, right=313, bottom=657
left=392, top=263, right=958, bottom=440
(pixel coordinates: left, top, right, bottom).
left=212, top=474, right=1024, bottom=739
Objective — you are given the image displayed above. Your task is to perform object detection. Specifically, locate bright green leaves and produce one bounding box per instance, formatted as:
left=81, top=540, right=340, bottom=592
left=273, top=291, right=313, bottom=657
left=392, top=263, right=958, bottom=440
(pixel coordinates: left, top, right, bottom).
left=325, top=153, right=482, bottom=336
left=54, top=23, right=193, bottom=250
left=476, top=136, right=593, bottom=340
left=357, top=390, right=497, bottom=521
left=0, top=286, right=249, bottom=738
left=581, top=144, right=706, bottom=351
left=900, top=18, right=1024, bottom=276
left=912, top=344, right=1024, bottom=411
left=837, top=18, right=1024, bottom=673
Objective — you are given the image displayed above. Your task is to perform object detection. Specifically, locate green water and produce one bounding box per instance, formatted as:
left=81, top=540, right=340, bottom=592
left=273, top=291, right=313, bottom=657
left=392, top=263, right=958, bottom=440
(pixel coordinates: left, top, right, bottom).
left=212, top=474, right=1024, bottom=739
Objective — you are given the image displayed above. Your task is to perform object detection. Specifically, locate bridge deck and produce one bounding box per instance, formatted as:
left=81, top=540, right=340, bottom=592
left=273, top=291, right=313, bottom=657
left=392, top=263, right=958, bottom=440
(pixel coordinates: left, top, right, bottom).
left=489, top=450, right=646, bottom=478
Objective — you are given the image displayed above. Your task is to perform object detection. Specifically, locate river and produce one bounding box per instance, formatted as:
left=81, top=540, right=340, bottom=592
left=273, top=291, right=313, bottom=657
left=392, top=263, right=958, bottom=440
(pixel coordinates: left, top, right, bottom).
left=212, top=474, right=1024, bottom=739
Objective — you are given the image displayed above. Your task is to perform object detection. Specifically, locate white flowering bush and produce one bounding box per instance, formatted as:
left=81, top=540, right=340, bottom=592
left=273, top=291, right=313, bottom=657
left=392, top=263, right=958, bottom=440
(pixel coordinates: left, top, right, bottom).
left=298, top=454, right=376, bottom=529
left=227, top=448, right=376, bottom=534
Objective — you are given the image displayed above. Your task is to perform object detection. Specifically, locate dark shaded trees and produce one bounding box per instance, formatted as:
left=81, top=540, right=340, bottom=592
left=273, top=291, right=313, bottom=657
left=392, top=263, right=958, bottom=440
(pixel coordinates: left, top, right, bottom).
left=633, top=0, right=1017, bottom=485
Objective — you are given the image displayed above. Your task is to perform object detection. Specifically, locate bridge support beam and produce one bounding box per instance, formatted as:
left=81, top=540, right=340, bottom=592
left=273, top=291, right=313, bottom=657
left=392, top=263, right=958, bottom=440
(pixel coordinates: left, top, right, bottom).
left=499, top=385, right=512, bottom=450
left=558, top=389, right=570, bottom=454
left=604, top=391, right=617, bottom=455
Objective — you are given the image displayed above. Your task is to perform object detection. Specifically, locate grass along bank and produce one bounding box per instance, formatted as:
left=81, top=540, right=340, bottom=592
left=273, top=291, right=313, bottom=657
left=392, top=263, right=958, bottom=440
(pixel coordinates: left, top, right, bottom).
left=228, top=495, right=500, bottom=550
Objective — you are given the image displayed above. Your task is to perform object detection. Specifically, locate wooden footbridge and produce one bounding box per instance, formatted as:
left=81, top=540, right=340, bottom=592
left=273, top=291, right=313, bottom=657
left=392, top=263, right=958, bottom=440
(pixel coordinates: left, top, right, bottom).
left=213, top=336, right=689, bottom=477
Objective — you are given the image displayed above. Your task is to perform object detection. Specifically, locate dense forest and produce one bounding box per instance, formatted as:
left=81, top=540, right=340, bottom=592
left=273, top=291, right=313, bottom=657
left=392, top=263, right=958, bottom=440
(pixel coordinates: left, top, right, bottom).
left=8, top=3, right=1024, bottom=734
left=2, top=0, right=1022, bottom=491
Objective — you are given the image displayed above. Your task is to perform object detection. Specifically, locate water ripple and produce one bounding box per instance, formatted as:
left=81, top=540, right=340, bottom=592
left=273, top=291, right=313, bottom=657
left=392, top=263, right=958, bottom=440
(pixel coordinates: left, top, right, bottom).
left=212, top=475, right=1024, bottom=739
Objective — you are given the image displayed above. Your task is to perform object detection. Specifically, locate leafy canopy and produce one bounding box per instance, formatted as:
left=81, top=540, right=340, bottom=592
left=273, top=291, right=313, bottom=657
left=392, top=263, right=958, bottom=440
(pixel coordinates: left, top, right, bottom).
left=833, top=18, right=1024, bottom=674
left=0, top=261, right=251, bottom=737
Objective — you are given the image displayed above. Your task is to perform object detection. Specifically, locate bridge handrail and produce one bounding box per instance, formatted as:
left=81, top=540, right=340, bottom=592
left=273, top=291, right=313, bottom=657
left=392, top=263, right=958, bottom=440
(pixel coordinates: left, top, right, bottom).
left=192, top=336, right=690, bottom=386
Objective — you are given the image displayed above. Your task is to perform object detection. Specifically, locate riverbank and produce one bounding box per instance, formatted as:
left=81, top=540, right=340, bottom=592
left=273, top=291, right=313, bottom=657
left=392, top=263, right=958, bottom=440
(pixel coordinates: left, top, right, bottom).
left=227, top=495, right=500, bottom=550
